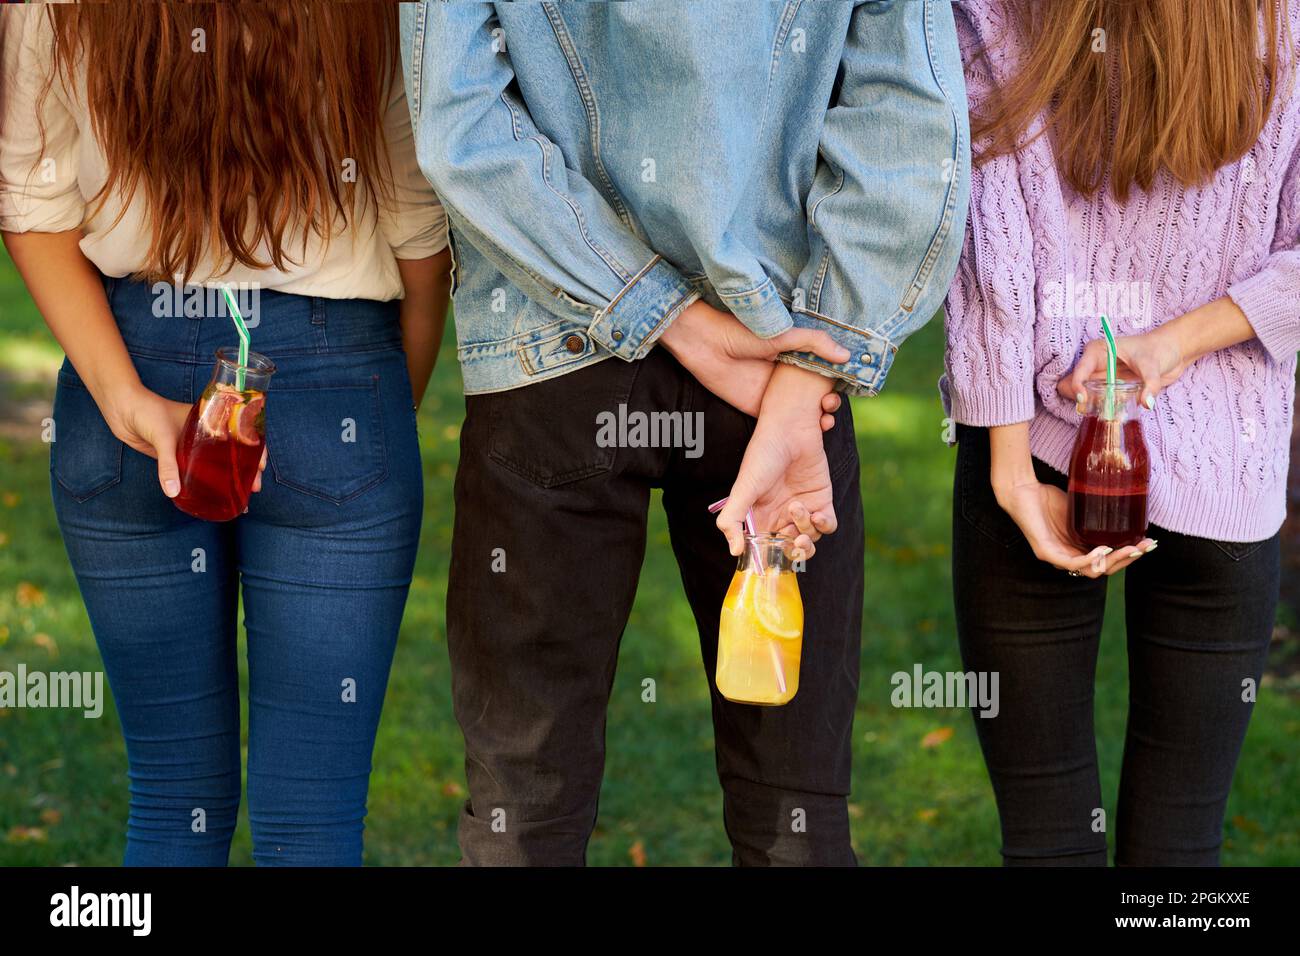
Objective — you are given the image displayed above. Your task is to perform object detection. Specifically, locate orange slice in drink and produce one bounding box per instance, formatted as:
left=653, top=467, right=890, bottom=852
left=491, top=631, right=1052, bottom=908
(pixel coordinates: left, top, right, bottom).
left=228, top=393, right=266, bottom=446
left=197, top=384, right=242, bottom=439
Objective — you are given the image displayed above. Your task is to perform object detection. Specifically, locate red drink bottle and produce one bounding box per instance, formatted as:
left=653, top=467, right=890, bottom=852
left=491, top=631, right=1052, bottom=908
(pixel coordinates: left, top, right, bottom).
left=173, top=347, right=275, bottom=522
left=1067, top=379, right=1150, bottom=549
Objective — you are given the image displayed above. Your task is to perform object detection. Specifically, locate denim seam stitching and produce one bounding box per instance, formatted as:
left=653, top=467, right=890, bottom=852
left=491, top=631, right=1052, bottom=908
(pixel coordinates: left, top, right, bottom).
left=878, top=0, right=964, bottom=334
left=51, top=379, right=125, bottom=502
left=542, top=3, right=635, bottom=230
left=268, top=379, right=389, bottom=504
left=806, top=168, right=844, bottom=311
left=408, top=2, right=426, bottom=119
left=444, top=198, right=590, bottom=316
left=754, top=2, right=803, bottom=156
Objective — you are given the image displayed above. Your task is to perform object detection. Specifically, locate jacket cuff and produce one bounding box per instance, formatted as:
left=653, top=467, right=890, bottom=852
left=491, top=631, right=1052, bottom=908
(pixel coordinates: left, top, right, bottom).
left=777, top=307, right=899, bottom=396
left=587, top=255, right=700, bottom=360
left=717, top=277, right=797, bottom=338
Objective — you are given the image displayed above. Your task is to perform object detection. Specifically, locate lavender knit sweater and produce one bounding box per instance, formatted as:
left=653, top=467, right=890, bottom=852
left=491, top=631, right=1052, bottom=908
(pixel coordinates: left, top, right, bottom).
left=941, top=0, right=1300, bottom=543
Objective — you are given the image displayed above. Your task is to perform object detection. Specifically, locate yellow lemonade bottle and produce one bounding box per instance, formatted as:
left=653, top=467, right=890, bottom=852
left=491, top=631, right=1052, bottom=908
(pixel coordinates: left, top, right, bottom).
left=716, top=533, right=803, bottom=706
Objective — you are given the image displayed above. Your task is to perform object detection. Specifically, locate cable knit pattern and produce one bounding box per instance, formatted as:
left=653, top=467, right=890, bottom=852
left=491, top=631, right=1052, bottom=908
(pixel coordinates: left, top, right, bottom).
left=942, top=0, right=1300, bottom=543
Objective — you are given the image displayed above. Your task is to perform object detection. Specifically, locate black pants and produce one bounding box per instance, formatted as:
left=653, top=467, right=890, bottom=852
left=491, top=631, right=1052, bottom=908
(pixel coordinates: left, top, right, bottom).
left=952, top=424, right=1278, bottom=866
left=447, top=349, right=865, bottom=865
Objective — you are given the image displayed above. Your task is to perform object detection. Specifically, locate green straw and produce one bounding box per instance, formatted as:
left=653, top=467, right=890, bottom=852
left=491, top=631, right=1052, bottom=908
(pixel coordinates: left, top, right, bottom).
left=219, top=285, right=251, bottom=390
left=1099, top=314, right=1118, bottom=420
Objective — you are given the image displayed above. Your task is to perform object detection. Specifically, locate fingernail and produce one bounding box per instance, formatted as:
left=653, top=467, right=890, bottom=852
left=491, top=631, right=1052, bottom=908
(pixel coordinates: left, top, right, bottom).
left=1144, top=541, right=1158, bottom=552
left=164, top=480, right=179, bottom=498
left=1144, top=394, right=1155, bottom=409
left=1099, top=547, right=1114, bottom=555
left=1076, top=391, right=1086, bottom=404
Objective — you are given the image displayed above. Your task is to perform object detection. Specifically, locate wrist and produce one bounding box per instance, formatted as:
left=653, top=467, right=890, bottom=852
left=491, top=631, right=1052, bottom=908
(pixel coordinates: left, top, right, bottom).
left=987, top=423, right=1036, bottom=501
left=990, top=465, right=1036, bottom=501
left=97, top=377, right=149, bottom=433
left=1149, top=319, right=1191, bottom=368
left=760, top=362, right=835, bottom=417
left=759, top=364, right=837, bottom=431
left=657, top=299, right=708, bottom=353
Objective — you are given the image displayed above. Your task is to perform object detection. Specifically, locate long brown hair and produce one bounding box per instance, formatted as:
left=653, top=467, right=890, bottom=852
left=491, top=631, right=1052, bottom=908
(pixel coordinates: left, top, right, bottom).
left=46, top=1, right=398, bottom=282
left=971, top=0, right=1293, bottom=199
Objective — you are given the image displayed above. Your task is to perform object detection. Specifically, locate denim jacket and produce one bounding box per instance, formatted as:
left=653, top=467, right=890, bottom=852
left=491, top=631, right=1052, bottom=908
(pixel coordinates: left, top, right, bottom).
left=401, top=1, right=969, bottom=396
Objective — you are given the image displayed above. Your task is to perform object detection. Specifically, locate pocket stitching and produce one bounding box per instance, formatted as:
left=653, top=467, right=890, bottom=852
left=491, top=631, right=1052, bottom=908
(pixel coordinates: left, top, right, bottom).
left=1210, top=538, right=1265, bottom=562
left=956, top=436, right=1021, bottom=549
left=485, top=360, right=640, bottom=489
left=51, top=375, right=125, bottom=503
left=268, top=380, right=389, bottom=504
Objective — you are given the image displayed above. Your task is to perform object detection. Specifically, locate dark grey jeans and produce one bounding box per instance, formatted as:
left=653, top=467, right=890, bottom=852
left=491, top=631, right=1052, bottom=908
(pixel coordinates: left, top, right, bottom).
left=446, top=348, right=865, bottom=865
left=952, top=424, right=1278, bottom=866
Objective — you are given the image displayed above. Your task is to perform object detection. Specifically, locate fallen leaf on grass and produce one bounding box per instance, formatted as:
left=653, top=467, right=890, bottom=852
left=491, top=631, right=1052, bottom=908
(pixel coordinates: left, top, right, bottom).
left=628, top=840, right=647, bottom=867
left=920, top=727, right=954, bottom=749
left=6, top=826, right=46, bottom=844
left=440, top=781, right=464, bottom=798
left=15, top=582, right=45, bottom=607
left=917, top=808, right=938, bottom=823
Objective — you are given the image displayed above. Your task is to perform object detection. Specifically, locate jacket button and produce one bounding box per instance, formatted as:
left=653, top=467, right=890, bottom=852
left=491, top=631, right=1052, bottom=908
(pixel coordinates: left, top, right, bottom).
left=611, top=329, right=624, bottom=342
left=564, top=334, right=584, bottom=353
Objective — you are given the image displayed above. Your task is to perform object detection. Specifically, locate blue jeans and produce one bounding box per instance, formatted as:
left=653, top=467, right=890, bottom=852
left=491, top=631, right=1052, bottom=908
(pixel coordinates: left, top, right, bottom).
left=50, top=278, right=423, bottom=866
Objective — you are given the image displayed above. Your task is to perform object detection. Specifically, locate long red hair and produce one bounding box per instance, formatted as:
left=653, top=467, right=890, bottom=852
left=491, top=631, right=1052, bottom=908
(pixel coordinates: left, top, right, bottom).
left=46, top=1, right=399, bottom=282
left=971, top=0, right=1293, bottom=199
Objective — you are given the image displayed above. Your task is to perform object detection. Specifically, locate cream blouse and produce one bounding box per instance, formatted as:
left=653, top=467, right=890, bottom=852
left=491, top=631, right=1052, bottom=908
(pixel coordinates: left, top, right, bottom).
left=0, top=5, right=447, bottom=300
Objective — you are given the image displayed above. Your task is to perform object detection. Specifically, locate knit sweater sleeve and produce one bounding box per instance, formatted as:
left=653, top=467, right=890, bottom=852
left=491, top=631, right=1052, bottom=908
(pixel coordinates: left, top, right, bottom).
left=943, top=0, right=1038, bottom=427
left=1227, top=129, right=1300, bottom=363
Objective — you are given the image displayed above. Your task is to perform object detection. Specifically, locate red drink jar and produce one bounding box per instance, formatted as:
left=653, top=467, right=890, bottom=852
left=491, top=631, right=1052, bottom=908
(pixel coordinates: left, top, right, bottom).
left=1067, top=379, right=1150, bottom=550
left=173, top=347, right=275, bottom=522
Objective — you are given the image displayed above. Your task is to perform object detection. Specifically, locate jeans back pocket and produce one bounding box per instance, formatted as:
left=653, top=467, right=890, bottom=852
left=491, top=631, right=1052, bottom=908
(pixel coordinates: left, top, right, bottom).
left=266, top=378, right=388, bottom=504
left=1210, top=537, right=1271, bottom=562
left=955, top=429, right=1017, bottom=548
left=51, top=367, right=124, bottom=503
left=485, top=357, right=639, bottom=489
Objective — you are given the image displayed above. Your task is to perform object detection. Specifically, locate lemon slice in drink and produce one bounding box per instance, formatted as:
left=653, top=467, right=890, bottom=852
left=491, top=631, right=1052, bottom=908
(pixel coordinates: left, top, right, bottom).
left=754, top=570, right=801, bottom=639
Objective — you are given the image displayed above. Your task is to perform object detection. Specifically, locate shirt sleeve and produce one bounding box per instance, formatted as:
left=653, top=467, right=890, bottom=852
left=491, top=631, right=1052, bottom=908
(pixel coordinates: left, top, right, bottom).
left=399, top=1, right=699, bottom=362
left=783, top=0, right=971, bottom=396
left=1226, top=131, right=1300, bottom=362
left=942, top=0, right=1039, bottom=426
left=1226, top=7, right=1300, bottom=362
left=377, top=55, right=448, bottom=260
left=0, top=6, right=85, bottom=234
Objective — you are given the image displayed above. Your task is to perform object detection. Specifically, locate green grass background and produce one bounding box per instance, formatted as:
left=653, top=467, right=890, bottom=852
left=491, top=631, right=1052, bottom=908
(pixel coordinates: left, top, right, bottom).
left=0, top=246, right=1296, bottom=866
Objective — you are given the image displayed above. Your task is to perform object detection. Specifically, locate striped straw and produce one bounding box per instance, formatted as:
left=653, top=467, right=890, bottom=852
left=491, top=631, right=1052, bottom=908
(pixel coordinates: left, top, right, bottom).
left=219, top=285, right=251, bottom=391
left=1099, top=314, right=1118, bottom=420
